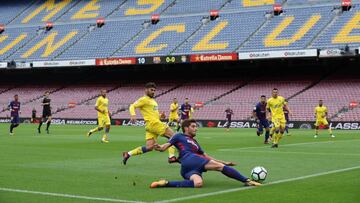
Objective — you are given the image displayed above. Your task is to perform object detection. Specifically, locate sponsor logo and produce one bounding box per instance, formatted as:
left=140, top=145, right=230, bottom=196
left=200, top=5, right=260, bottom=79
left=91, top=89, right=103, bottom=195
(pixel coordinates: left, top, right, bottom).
left=153, top=57, right=161, bottom=64
left=190, top=53, right=237, bottom=62
left=96, top=58, right=136, bottom=66
left=284, top=51, right=307, bottom=57
left=300, top=123, right=312, bottom=129
left=181, top=55, right=187, bottom=63
left=330, top=122, right=360, bottom=130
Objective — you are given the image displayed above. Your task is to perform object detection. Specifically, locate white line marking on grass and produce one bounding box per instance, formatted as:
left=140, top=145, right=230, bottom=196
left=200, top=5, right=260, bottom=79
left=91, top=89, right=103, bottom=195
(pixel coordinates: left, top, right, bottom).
left=218, top=139, right=360, bottom=152
left=155, top=165, right=360, bottom=203
left=232, top=150, right=360, bottom=157
left=0, top=188, right=146, bottom=203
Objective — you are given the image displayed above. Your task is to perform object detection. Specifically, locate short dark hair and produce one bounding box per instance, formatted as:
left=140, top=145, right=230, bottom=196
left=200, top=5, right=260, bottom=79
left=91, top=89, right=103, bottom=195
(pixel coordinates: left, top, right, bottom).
left=14, top=94, right=18, bottom=97
left=181, top=119, right=197, bottom=133
left=273, top=88, right=278, bottom=91
left=145, top=82, right=156, bottom=89
left=261, top=95, right=266, bottom=98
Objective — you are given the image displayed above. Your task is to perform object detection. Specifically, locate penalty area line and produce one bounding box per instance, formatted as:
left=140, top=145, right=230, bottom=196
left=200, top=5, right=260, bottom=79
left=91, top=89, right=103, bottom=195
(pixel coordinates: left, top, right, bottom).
left=0, top=187, right=146, bottom=203
left=155, top=165, right=360, bottom=203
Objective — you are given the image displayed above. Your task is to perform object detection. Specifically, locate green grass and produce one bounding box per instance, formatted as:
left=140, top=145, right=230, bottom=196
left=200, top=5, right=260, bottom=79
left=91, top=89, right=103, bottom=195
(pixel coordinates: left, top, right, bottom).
left=0, top=124, right=359, bottom=203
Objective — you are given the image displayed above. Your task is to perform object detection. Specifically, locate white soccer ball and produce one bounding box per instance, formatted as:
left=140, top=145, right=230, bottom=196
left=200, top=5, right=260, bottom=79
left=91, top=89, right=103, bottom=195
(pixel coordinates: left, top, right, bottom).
left=251, top=166, right=267, bottom=182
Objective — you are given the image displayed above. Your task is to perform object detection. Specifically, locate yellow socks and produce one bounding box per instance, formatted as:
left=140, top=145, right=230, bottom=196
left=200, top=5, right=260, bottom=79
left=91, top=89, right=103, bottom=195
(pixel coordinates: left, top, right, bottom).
left=168, top=146, right=176, bottom=158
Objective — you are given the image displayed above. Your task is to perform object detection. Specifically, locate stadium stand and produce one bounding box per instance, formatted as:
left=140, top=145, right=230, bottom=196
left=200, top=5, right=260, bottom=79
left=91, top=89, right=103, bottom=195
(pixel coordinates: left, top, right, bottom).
left=1, top=0, right=360, bottom=61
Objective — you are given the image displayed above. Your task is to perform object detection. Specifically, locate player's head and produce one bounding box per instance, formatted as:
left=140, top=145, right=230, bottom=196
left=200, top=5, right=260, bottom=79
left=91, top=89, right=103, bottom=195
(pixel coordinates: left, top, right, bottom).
left=319, top=99, right=323, bottom=106
left=100, top=89, right=107, bottom=97
left=145, top=82, right=156, bottom=98
left=182, top=119, right=197, bottom=137
left=272, top=88, right=278, bottom=98
left=44, top=91, right=50, bottom=98
left=173, top=98, right=178, bottom=103
left=14, top=94, right=18, bottom=101
left=260, top=95, right=266, bottom=103
left=185, top=98, right=189, bottom=104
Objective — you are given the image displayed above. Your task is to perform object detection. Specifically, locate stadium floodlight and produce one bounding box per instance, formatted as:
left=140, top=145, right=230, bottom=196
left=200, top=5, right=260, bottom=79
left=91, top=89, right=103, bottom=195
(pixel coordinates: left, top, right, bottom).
left=273, top=3, right=283, bottom=16
left=45, top=22, right=53, bottom=31
left=210, top=10, right=219, bottom=21
left=96, top=18, right=105, bottom=28
left=0, top=24, right=5, bottom=34
left=341, top=0, right=352, bottom=11
left=151, top=14, right=160, bottom=25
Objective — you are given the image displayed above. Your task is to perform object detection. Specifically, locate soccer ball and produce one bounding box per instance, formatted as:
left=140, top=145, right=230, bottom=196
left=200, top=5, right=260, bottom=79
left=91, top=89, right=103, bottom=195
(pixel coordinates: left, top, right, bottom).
left=251, top=166, right=267, bottom=182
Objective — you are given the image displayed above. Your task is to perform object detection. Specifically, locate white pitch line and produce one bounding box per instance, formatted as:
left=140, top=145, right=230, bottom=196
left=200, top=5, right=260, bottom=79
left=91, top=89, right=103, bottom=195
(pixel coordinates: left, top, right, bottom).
left=0, top=188, right=146, bottom=203
left=218, top=139, right=360, bottom=151
left=155, top=165, right=360, bottom=203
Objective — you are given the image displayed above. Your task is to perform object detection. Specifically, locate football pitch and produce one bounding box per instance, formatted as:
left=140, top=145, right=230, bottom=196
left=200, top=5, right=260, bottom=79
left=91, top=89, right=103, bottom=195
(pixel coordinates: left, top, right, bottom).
left=0, top=124, right=359, bottom=203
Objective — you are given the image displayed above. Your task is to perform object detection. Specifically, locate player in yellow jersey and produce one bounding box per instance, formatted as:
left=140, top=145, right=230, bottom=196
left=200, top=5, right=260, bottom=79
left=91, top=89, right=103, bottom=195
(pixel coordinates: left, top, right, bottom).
left=168, top=98, right=180, bottom=128
left=266, top=88, right=289, bottom=148
left=314, top=100, right=334, bottom=138
left=122, top=82, right=178, bottom=165
left=87, top=90, right=111, bottom=143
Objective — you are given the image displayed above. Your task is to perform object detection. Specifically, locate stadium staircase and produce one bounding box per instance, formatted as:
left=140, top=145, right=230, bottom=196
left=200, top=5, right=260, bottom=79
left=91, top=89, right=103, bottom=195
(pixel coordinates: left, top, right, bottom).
left=307, top=6, right=342, bottom=48
left=286, top=72, right=331, bottom=101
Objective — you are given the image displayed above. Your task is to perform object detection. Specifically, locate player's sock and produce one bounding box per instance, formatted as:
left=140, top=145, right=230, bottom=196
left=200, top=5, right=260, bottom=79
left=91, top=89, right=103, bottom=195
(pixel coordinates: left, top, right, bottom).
left=328, top=128, right=333, bottom=135
left=10, top=124, right=14, bottom=133
left=315, top=129, right=319, bottom=135
left=265, top=131, right=270, bottom=142
left=285, top=126, right=289, bottom=134
left=166, top=180, right=194, bottom=187
left=168, top=146, right=176, bottom=158
left=128, top=146, right=148, bottom=156
left=46, top=122, right=51, bottom=131
left=221, top=166, right=248, bottom=182
left=89, top=127, right=100, bottom=134
left=38, top=122, right=43, bottom=130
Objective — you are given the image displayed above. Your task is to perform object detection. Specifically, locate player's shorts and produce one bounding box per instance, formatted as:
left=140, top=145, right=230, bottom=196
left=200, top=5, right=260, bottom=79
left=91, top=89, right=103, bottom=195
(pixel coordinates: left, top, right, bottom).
left=180, top=153, right=210, bottom=180
left=168, top=114, right=179, bottom=122
left=315, top=118, right=329, bottom=127
left=98, top=115, right=111, bottom=128
left=145, top=120, right=169, bottom=140
left=258, top=119, right=270, bottom=130
left=272, top=117, right=286, bottom=129
left=180, top=115, right=189, bottom=121
left=11, top=115, right=20, bottom=124
left=42, top=111, right=52, bottom=120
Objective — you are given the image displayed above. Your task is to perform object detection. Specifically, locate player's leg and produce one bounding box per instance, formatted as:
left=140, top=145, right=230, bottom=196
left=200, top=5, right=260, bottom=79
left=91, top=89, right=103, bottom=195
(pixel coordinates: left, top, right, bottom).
left=314, top=120, right=320, bottom=138
left=176, top=119, right=182, bottom=132
left=264, top=127, right=270, bottom=144
left=123, top=135, right=156, bottom=165
left=45, top=116, right=52, bottom=133
left=88, top=117, right=104, bottom=137
left=226, top=118, right=231, bottom=131
left=323, top=119, right=334, bottom=137
left=271, top=119, right=281, bottom=148
left=205, top=160, right=260, bottom=186
left=101, top=116, right=111, bottom=143
left=10, top=117, right=19, bottom=135
left=162, top=125, right=178, bottom=163
left=257, top=123, right=264, bottom=136
left=38, top=116, right=44, bottom=133
left=150, top=174, right=200, bottom=188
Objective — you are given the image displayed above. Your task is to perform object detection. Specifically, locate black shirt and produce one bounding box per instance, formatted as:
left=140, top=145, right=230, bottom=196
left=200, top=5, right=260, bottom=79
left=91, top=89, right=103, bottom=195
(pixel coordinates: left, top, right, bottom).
left=42, top=98, right=51, bottom=112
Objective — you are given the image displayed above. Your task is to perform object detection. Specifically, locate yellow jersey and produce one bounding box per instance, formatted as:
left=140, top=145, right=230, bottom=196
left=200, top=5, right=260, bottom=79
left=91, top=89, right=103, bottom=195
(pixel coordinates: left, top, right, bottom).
left=169, top=102, right=179, bottom=117
left=267, top=96, right=286, bottom=118
left=129, top=95, right=160, bottom=122
left=95, top=96, right=109, bottom=117
left=315, top=105, right=327, bottom=120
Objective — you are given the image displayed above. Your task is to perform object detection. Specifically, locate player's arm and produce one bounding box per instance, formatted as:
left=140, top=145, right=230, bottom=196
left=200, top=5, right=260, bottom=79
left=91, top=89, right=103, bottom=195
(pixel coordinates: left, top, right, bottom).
left=266, top=103, right=272, bottom=120
left=324, top=108, right=328, bottom=118
left=314, top=108, right=317, bottom=119
left=94, top=99, right=105, bottom=114
left=203, top=153, right=236, bottom=166
left=284, top=103, right=292, bottom=117
left=154, top=143, right=172, bottom=152
left=129, top=98, right=145, bottom=121
left=252, top=107, right=258, bottom=121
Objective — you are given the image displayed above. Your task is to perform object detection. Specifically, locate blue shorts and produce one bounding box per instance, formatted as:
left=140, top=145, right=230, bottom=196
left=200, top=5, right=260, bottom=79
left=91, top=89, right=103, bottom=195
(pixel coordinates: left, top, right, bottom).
left=11, top=115, right=20, bottom=124
left=258, top=119, right=270, bottom=130
left=180, top=154, right=210, bottom=180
